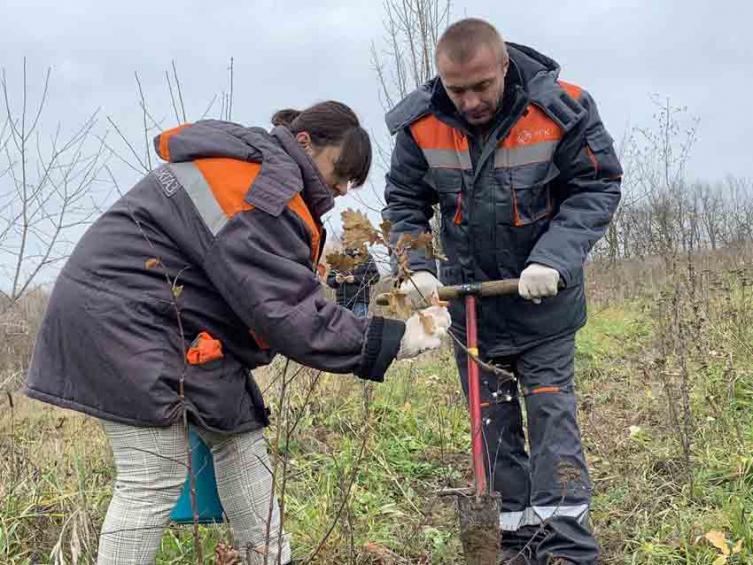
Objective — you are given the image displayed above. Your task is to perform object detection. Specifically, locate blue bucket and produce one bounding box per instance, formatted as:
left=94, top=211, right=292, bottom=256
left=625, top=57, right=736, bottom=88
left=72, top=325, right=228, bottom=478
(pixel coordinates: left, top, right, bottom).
left=170, top=427, right=225, bottom=524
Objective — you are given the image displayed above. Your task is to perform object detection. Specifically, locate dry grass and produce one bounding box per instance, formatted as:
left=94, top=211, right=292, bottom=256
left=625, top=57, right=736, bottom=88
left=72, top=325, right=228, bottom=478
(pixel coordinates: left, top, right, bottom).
left=2, top=253, right=753, bottom=563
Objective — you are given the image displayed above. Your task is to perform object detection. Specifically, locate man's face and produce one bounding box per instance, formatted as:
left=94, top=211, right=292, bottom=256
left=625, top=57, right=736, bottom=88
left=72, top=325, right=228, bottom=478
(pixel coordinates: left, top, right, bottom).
left=437, top=45, right=508, bottom=126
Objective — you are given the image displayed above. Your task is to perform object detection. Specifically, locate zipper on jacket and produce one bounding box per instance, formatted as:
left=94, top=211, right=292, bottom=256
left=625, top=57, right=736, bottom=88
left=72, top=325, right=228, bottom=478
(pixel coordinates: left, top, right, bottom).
left=472, top=85, right=530, bottom=185
left=453, top=192, right=464, bottom=224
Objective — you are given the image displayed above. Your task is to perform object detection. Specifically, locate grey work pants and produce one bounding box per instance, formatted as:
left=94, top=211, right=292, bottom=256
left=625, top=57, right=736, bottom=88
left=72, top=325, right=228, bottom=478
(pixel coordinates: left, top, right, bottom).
left=97, top=420, right=291, bottom=565
left=454, top=332, right=599, bottom=564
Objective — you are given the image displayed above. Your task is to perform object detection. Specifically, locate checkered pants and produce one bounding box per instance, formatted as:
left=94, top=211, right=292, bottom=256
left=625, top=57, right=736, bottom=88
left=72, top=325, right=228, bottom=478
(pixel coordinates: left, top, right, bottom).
left=97, top=420, right=291, bottom=564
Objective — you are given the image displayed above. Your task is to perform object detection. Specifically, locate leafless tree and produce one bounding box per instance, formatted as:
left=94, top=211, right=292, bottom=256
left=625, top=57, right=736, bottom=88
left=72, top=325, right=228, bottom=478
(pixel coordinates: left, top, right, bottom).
left=371, top=0, right=451, bottom=112
left=0, top=60, right=108, bottom=307
left=370, top=0, right=451, bottom=254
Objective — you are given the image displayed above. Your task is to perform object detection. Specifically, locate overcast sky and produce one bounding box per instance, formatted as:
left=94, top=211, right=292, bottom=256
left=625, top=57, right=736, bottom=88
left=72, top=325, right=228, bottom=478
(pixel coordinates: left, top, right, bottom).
left=2, top=0, right=752, bottom=234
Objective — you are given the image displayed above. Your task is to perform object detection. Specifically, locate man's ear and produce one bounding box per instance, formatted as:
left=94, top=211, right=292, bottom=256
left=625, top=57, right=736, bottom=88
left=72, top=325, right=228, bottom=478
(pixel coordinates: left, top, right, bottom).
left=295, top=131, right=314, bottom=155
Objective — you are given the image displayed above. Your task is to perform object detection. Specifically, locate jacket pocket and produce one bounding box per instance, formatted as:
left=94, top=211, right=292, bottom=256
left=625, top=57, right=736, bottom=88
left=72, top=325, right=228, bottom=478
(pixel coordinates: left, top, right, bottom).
left=434, top=169, right=464, bottom=225
left=510, top=162, right=559, bottom=226
left=584, top=127, right=620, bottom=178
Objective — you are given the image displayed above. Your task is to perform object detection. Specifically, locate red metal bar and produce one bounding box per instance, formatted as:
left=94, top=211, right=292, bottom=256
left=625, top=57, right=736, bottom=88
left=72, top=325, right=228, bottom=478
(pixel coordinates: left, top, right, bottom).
left=465, top=294, right=486, bottom=496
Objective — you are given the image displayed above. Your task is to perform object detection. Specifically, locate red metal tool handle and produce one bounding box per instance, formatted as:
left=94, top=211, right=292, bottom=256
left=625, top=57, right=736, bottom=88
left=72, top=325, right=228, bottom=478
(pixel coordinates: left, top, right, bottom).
left=375, top=278, right=523, bottom=497
left=465, top=294, right=487, bottom=496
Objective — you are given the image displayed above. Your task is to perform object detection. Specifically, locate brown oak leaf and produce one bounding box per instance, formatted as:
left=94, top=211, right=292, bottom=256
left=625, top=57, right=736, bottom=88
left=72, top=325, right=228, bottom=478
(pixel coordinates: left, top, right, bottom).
left=341, top=208, right=380, bottom=250
left=418, top=310, right=436, bottom=334
left=326, top=251, right=361, bottom=273
left=429, top=292, right=449, bottom=308
left=387, top=291, right=412, bottom=318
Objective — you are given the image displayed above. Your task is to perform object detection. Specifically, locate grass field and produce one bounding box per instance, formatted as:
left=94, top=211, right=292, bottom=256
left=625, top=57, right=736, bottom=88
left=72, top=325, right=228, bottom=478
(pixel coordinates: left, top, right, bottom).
left=2, top=261, right=753, bottom=563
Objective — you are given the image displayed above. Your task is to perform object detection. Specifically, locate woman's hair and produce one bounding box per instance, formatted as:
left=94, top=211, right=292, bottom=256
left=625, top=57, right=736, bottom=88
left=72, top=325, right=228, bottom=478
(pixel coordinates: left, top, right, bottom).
left=271, top=101, right=371, bottom=187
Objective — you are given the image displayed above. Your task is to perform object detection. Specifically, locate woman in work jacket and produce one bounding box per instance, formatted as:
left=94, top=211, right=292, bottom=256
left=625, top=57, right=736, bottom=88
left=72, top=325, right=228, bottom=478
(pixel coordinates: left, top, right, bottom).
left=25, top=101, right=450, bottom=564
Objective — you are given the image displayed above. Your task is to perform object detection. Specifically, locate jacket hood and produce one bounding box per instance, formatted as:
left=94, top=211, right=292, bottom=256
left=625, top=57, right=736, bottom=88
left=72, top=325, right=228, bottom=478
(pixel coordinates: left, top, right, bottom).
left=154, top=120, right=334, bottom=219
left=506, top=42, right=561, bottom=84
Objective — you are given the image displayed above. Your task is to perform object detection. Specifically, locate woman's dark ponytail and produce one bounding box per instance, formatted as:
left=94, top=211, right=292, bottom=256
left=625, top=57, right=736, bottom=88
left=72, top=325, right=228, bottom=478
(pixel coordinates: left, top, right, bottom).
left=270, top=109, right=302, bottom=128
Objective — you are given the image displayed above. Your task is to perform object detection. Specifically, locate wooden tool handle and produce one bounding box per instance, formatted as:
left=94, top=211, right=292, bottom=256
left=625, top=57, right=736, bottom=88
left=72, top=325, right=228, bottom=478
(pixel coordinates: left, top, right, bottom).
left=437, top=279, right=520, bottom=300
left=374, top=278, right=520, bottom=306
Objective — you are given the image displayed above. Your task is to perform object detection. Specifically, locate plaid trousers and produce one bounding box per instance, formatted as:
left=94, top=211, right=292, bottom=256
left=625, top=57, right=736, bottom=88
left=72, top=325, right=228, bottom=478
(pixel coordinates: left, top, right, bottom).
left=97, top=420, right=291, bottom=564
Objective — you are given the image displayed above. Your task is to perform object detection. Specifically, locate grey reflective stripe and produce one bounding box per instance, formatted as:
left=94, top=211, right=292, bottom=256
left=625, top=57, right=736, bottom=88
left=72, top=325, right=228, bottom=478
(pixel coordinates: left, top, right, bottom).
left=500, top=504, right=589, bottom=531
left=494, top=140, right=558, bottom=168
left=422, top=148, right=472, bottom=170
left=169, top=162, right=228, bottom=236
left=533, top=504, right=589, bottom=522
left=499, top=507, right=539, bottom=531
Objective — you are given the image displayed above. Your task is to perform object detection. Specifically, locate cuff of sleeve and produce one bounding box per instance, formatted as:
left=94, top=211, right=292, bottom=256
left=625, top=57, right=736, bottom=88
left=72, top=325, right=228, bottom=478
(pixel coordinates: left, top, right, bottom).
left=356, top=317, right=406, bottom=382
left=526, top=254, right=571, bottom=287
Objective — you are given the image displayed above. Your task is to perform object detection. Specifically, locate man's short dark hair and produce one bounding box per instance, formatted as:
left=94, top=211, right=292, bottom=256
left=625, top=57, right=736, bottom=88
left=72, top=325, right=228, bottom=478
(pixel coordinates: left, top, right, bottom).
left=435, top=18, right=508, bottom=65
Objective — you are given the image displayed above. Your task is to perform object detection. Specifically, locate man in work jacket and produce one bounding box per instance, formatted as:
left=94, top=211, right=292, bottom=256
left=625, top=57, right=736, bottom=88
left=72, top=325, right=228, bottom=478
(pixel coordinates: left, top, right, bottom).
left=382, top=19, right=622, bottom=564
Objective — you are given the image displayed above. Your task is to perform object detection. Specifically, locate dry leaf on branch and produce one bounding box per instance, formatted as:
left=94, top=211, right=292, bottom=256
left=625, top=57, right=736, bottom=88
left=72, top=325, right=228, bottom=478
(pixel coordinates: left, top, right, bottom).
left=379, top=218, right=393, bottom=244
left=145, top=257, right=161, bottom=269
left=418, top=310, right=436, bottom=334
left=392, top=231, right=445, bottom=286
left=429, top=292, right=449, bottom=308
left=341, top=208, right=382, bottom=250
left=395, top=251, right=413, bottom=287
left=395, top=232, right=444, bottom=260
left=325, top=251, right=361, bottom=273
left=387, top=291, right=412, bottom=318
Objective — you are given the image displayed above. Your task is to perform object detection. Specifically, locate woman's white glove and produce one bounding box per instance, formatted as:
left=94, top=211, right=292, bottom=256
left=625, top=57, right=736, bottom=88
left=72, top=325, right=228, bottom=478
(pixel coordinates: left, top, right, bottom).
left=397, top=306, right=451, bottom=360
left=399, top=271, right=443, bottom=307
left=518, top=263, right=560, bottom=304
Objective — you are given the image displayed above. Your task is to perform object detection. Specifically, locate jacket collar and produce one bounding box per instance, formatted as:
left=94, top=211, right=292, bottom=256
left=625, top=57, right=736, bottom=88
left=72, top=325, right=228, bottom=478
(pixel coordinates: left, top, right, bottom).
left=271, top=126, right=335, bottom=221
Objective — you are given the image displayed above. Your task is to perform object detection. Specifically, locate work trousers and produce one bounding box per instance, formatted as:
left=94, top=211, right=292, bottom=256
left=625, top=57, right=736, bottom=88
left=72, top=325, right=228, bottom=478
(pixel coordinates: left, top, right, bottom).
left=97, top=420, right=291, bottom=565
left=454, top=332, right=599, bottom=564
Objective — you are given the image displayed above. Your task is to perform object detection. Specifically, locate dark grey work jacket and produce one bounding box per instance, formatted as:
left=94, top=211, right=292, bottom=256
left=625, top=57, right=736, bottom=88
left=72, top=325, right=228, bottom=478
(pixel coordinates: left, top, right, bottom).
left=26, top=122, right=404, bottom=433
left=383, top=43, right=622, bottom=356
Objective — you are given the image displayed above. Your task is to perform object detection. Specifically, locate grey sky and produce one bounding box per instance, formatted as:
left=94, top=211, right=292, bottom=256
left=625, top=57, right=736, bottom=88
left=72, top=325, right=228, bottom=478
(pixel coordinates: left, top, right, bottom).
left=2, top=0, right=752, bottom=233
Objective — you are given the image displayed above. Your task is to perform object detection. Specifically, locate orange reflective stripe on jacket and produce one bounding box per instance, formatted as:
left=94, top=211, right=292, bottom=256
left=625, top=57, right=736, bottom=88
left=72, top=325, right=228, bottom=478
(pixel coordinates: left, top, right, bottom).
left=167, top=159, right=322, bottom=263
left=157, top=124, right=190, bottom=162
left=410, top=81, right=585, bottom=172
left=496, top=105, right=563, bottom=168
left=287, top=193, right=323, bottom=263
left=558, top=80, right=583, bottom=101
left=194, top=158, right=258, bottom=217
left=410, top=115, right=472, bottom=170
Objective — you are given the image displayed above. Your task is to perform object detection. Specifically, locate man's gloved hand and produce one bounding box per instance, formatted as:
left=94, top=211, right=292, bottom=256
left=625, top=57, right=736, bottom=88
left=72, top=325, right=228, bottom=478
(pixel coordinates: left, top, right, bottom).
left=399, top=271, right=443, bottom=307
left=397, top=306, right=452, bottom=359
left=518, top=263, right=561, bottom=304
left=345, top=274, right=356, bottom=283
left=335, top=273, right=345, bottom=284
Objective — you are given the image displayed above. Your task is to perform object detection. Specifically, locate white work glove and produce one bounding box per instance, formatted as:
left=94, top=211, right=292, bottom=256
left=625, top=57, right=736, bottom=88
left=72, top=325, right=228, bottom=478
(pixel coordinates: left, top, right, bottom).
left=399, top=271, right=443, bottom=307
left=335, top=273, right=345, bottom=284
left=397, top=306, right=451, bottom=359
left=518, top=263, right=560, bottom=304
